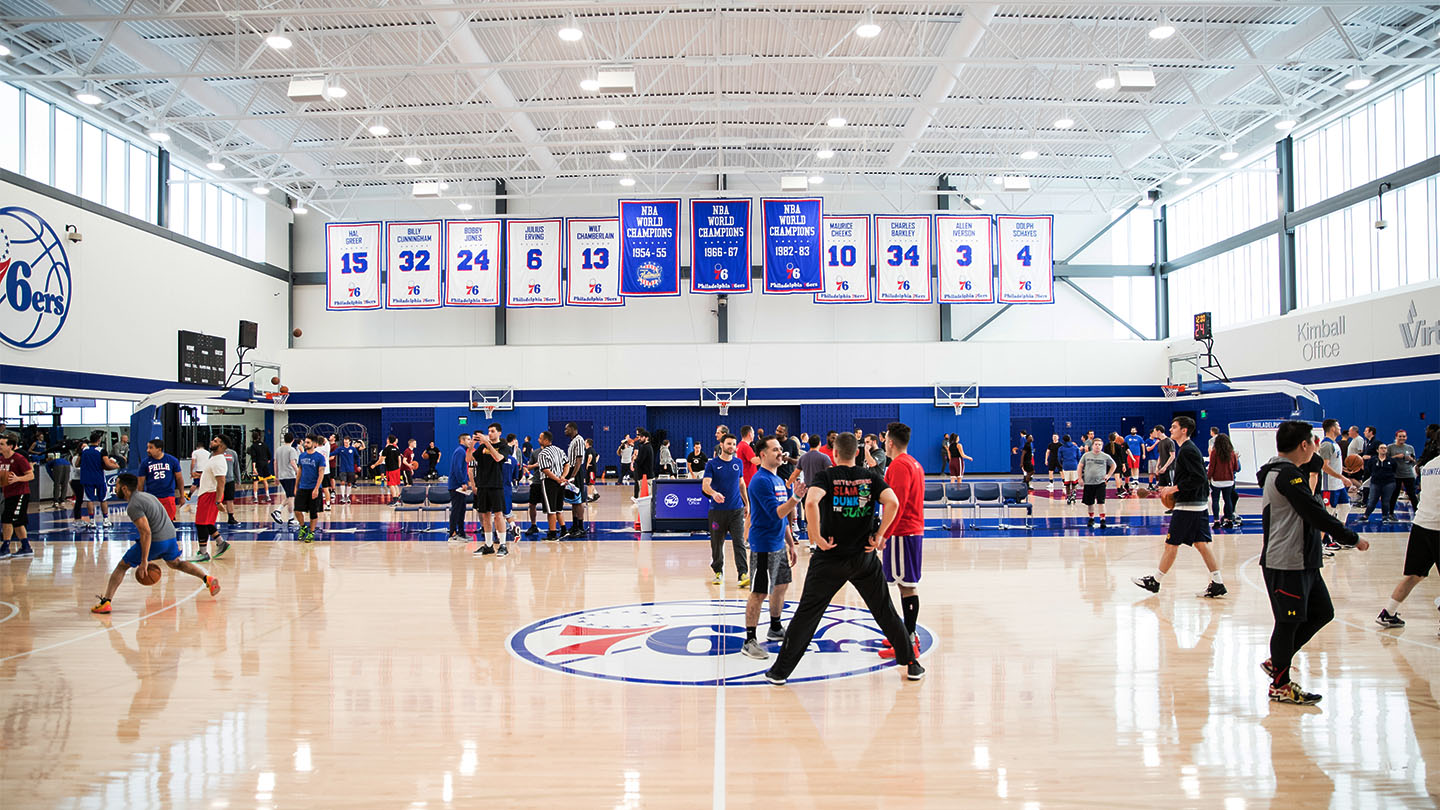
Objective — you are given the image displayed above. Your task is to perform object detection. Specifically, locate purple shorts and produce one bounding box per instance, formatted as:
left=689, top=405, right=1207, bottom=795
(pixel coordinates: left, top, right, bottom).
left=882, top=534, right=923, bottom=586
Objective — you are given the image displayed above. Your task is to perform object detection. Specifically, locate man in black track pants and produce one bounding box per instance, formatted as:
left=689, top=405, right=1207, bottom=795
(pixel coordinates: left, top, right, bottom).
left=764, top=432, right=924, bottom=685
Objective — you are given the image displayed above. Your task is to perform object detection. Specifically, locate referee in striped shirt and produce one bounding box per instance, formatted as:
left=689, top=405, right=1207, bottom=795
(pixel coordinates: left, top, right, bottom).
left=532, top=432, right=569, bottom=542
left=563, top=423, right=588, bottom=539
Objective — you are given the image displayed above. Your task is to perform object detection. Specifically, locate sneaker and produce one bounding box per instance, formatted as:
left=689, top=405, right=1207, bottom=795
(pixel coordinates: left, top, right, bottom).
left=205, top=576, right=221, bottom=597
left=389, top=500, right=400, bottom=508
left=544, top=531, right=558, bottom=542
left=90, top=596, right=111, bottom=614
left=447, top=533, right=467, bottom=543
left=212, top=540, right=231, bottom=559
left=905, top=660, right=926, bottom=681
left=1087, top=517, right=1095, bottom=529
left=1323, top=538, right=1342, bottom=551
left=1212, top=519, right=1224, bottom=530
left=0, top=548, right=10, bottom=562
left=524, top=524, right=540, bottom=536
left=764, top=670, right=787, bottom=685
left=226, top=515, right=238, bottom=526
left=1098, top=518, right=1107, bottom=530
left=191, top=551, right=212, bottom=563
left=1132, top=575, right=1161, bottom=593
left=766, top=626, right=786, bottom=642
left=102, top=517, right=112, bottom=527
left=475, top=544, right=496, bottom=556
left=496, top=544, right=509, bottom=558
left=1233, top=515, right=1244, bottom=526
left=300, top=529, right=313, bottom=544
left=710, top=573, right=723, bottom=585
left=12, top=547, right=33, bottom=558
left=270, top=509, right=283, bottom=524
left=740, top=638, right=768, bottom=660
left=1269, top=682, right=1321, bottom=705
left=1375, top=610, right=1405, bottom=628
left=1199, top=582, right=1228, bottom=598
left=737, top=573, right=751, bottom=589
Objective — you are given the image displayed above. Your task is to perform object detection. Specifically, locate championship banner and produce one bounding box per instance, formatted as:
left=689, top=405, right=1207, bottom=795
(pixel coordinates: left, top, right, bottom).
left=443, top=219, right=502, bottom=306
left=325, top=221, right=382, bottom=311
left=761, top=198, right=823, bottom=294
left=384, top=220, right=443, bottom=309
left=566, top=217, right=622, bottom=306
left=619, top=199, right=680, bottom=297
left=816, top=215, right=871, bottom=303
left=935, top=215, right=994, bottom=303
left=505, top=218, right=563, bottom=308
left=689, top=199, right=751, bottom=294
left=997, top=215, right=1055, bottom=303
left=874, top=215, right=932, bottom=303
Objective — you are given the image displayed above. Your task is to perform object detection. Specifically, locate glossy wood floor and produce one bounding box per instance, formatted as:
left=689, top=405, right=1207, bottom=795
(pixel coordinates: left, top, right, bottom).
left=2, top=482, right=1437, bottom=809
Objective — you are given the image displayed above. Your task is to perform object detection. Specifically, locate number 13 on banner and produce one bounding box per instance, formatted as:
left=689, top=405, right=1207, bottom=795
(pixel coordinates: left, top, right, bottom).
left=997, top=215, right=1054, bottom=303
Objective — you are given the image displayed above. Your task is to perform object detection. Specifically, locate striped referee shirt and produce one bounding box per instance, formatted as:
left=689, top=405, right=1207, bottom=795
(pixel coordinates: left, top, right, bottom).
left=567, top=434, right=586, bottom=476
left=537, top=444, right=566, bottom=480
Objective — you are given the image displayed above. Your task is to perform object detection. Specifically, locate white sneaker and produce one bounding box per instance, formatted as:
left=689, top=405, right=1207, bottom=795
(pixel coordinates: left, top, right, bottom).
left=101, top=517, right=112, bottom=527
left=740, top=639, right=769, bottom=660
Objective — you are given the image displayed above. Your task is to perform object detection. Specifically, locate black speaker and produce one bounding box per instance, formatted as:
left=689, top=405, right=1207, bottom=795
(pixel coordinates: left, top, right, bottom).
left=238, top=320, right=258, bottom=350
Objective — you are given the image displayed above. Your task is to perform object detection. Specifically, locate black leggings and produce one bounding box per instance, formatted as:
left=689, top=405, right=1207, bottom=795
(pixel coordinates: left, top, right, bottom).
left=1209, top=484, right=1238, bottom=520
left=71, top=480, right=84, bottom=519
left=769, top=552, right=915, bottom=679
left=1267, top=571, right=1334, bottom=684
left=1388, top=478, right=1419, bottom=514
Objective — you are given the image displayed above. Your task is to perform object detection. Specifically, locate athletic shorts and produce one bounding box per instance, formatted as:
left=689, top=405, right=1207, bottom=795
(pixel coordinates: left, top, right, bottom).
left=254, top=461, right=272, bottom=478
left=1403, top=525, right=1439, bottom=578
left=748, top=549, right=792, bottom=594
left=710, top=508, right=744, bottom=543
left=386, top=470, right=403, bottom=487
left=223, top=481, right=236, bottom=501
left=84, top=482, right=105, bottom=502
left=294, top=489, right=320, bottom=518
left=2, top=494, right=29, bottom=527
left=543, top=479, right=565, bottom=512
left=342, top=471, right=357, bottom=485
left=473, top=486, right=504, bottom=514
left=1155, top=469, right=1175, bottom=487
left=1263, top=567, right=1325, bottom=624
left=1061, top=469, right=1079, bottom=483
left=1128, top=454, right=1141, bottom=471
left=1165, top=509, right=1213, bottom=546
left=1147, top=460, right=1158, bottom=474
left=1322, top=488, right=1350, bottom=506
left=280, top=478, right=296, bottom=497
left=157, top=496, right=177, bottom=520
left=882, top=534, right=923, bottom=586
left=1082, top=483, right=1106, bottom=505
left=195, top=492, right=219, bottom=526
left=322, top=474, right=333, bottom=488
left=122, top=537, right=181, bottom=568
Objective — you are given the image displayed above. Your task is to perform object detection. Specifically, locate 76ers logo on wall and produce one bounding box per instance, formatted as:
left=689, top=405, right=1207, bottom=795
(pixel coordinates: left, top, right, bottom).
left=0, top=207, right=71, bottom=349
left=507, top=600, right=935, bottom=686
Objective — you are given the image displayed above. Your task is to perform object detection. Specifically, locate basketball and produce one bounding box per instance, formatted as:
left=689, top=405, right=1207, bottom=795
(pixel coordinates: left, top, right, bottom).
left=279, top=385, right=290, bottom=394
left=134, top=563, right=162, bottom=586
left=0, top=470, right=10, bottom=488
left=1344, top=453, right=1363, bottom=474
left=293, top=328, right=303, bottom=338
left=1160, top=490, right=1177, bottom=510
left=271, top=375, right=281, bottom=385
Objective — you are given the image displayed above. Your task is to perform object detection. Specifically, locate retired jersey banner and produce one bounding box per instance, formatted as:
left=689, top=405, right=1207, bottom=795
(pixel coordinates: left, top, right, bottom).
left=761, top=198, right=823, bottom=294
left=935, top=215, right=994, bottom=303
left=566, top=217, right=622, bottom=306
left=997, top=215, right=1055, bottom=303
left=816, top=215, right=871, bottom=303
left=874, top=215, right=932, bottom=303
left=619, top=199, right=680, bottom=297
left=505, top=218, right=563, bottom=308
left=443, top=219, right=502, bottom=306
left=690, top=199, right=751, bottom=294
left=384, top=220, right=443, bottom=309
left=325, top=222, right=382, bottom=310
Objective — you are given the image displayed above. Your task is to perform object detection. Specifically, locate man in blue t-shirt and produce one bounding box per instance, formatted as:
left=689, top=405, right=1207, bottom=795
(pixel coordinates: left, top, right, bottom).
left=446, top=433, right=474, bottom=541
left=1058, top=434, right=1083, bottom=505
left=740, top=436, right=803, bottom=662
left=702, top=433, right=751, bottom=587
left=79, top=433, right=117, bottom=529
left=138, top=440, right=185, bottom=520
left=1124, top=428, right=1147, bottom=492
left=1145, top=428, right=1162, bottom=488
left=294, top=434, right=327, bottom=543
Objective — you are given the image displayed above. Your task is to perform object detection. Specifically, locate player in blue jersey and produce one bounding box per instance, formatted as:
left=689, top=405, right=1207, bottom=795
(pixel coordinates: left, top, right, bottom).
left=138, top=440, right=186, bottom=520
left=502, top=433, right=521, bottom=542
left=1124, top=428, right=1147, bottom=494
left=294, top=435, right=327, bottom=542
left=79, top=432, right=118, bottom=530
left=1058, top=434, right=1083, bottom=505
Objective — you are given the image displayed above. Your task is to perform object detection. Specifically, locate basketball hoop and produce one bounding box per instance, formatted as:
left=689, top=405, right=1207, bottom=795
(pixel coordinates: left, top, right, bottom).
left=483, top=406, right=496, bottom=420
left=264, top=391, right=290, bottom=407
left=718, top=400, right=730, bottom=416
left=952, top=400, right=965, bottom=416
left=1161, top=384, right=1187, bottom=399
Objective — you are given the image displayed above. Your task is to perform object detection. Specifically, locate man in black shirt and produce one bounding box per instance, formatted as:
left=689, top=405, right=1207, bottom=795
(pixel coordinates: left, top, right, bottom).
left=472, top=422, right=511, bottom=557
left=686, top=441, right=708, bottom=478
left=631, top=430, right=655, bottom=497
left=775, top=424, right=801, bottom=481
left=765, top=432, right=923, bottom=684
left=423, top=442, right=442, bottom=480
left=1045, top=433, right=1061, bottom=492
left=369, top=435, right=403, bottom=507
left=1133, top=416, right=1226, bottom=598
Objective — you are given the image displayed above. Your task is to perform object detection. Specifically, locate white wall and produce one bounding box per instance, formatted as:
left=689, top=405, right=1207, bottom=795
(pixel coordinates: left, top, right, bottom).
left=0, top=177, right=290, bottom=397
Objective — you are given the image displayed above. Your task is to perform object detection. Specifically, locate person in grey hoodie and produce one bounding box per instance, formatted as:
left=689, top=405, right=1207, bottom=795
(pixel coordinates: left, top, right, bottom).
left=1256, top=420, right=1368, bottom=706
left=1079, top=439, right=1117, bottom=530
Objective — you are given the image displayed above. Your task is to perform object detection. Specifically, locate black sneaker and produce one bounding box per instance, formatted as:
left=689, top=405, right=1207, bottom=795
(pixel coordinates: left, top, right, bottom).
left=1132, top=575, right=1160, bottom=593
left=475, top=544, right=496, bottom=556
left=545, top=531, right=558, bottom=542
left=766, top=626, right=786, bottom=642
left=1087, top=517, right=1095, bottom=529
left=1098, top=518, right=1107, bottom=530
left=1200, top=582, right=1228, bottom=598
left=905, top=660, right=926, bottom=681
left=226, top=515, right=239, bottom=525
left=1375, top=610, right=1405, bottom=628
left=764, top=670, right=787, bottom=685
left=496, top=544, right=509, bottom=558
left=524, top=524, right=540, bottom=536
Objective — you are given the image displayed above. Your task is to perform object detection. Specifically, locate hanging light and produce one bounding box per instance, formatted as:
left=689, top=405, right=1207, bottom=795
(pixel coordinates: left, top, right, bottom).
left=456, top=202, right=474, bottom=212
left=1148, top=21, right=1175, bottom=40
left=557, top=15, right=583, bottom=42
left=253, top=183, right=270, bottom=195
left=608, top=150, right=627, bottom=162
left=206, top=158, right=225, bottom=172
left=1274, top=117, right=1297, bottom=131
left=1343, top=70, right=1372, bottom=91
left=808, top=175, right=824, bottom=184
left=1054, top=117, right=1075, bottom=129
left=596, top=118, right=616, bottom=130
left=826, top=116, right=847, bottom=128
left=1218, top=146, right=1239, bottom=161
left=1175, top=175, right=1193, bottom=186
left=580, top=78, right=600, bottom=92
left=147, top=128, right=170, bottom=142
left=815, top=147, right=835, bottom=159
left=368, top=123, right=390, bottom=137
left=1095, top=74, right=1117, bottom=91
left=266, top=24, right=292, bottom=50
left=403, top=155, right=424, bottom=166
left=619, top=177, right=636, bottom=187
left=855, top=12, right=882, bottom=38
left=293, top=204, right=309, bottom=215
left=1020, top=149, right=1039, bottom=160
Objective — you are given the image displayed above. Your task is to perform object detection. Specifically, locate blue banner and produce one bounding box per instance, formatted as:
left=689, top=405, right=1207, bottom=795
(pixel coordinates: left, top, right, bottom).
left=618, top=199, right=680, bottom=297
left=689, top=199, right=751, bottom=294
left=762, top=198, right=823, bottom=293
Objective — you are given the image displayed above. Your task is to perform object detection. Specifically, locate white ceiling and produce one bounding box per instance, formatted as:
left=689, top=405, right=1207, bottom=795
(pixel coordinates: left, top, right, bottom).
left=3, top=1, right=1438, bottom=217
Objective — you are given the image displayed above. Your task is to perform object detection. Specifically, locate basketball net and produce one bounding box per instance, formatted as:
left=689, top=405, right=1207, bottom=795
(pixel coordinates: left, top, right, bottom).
left=1161, top=384, right=1187, bottom=400
left=718, top=400, right=730, bottom=416
left=483, top=406, right=496, bottom=420
left=264, top=391, right=289, bottom=406
left=952, top=400, right=964, bottom=416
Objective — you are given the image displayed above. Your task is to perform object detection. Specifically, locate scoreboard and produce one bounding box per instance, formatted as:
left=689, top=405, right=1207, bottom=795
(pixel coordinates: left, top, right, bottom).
left=179, top=330, right=226, bottom=387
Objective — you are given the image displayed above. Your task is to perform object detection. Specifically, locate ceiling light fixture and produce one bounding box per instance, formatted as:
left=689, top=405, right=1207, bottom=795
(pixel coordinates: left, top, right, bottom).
left=596, top=118, right=616, bottom=130
left=0, top=44, right=11, bottom=58
left=206, top=158, right=225, bottom=172
left=1020, top=149, right=1039, bottom=160
left=608, top=150, right=627, bottom=162
left=403, top=155, right=423, bottom=166
left=265, top=24, right=292, bottom=50
left=368, top=123, right=390, bottom=136
left=808, top=175, right=824, bottom=184
left=253, top=183, right=270, bottom=195
left=293, top=204, right=308, bottom=215
left=1148, top=21, right=1175, bottom=40
left=1175, top=175, right=1194, bottom=186
left=1054, top=117, right=1075, bottom=129
left=1219, top=146, right=1239, bottom=161
left=456, top=202, right=473, bottom=212
left=826, top=116, right=847, bottom=128
left=557, top=15, right=584, bottom=42
left=326, top=83, right=347, bottom=99
left=815, top=147, right=835, bottom=159
left=855, top=12, right=882, bottom=38
left=74, top=84, right=102, bottom=105
left=1274, top=117, right=1297, bottom=131
left=1095, top=74, right=1117, bottom=91
left=1343, top=70, right=1372, bottom=91
left=970, top=197, right=986, bottom=207
left=579, top=78, right=600, bottom=92
left=619, top=177, right=636, bottom=187
left=147, top=128, right=170, bottom=142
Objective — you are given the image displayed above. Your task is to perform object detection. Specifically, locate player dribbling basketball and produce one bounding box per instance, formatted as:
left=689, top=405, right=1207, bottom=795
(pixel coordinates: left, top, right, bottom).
left=92, top=474, right=220, bottom=614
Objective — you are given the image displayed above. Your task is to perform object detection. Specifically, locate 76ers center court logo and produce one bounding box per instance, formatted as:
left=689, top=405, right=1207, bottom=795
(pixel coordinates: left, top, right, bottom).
left=0, top=207, right=71, bottom=349
left=507, top=600, right=935, bottom=686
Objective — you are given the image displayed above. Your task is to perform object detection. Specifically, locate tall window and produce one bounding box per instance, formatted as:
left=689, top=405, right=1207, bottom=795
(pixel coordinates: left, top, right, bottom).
left=1167, top=236, right=1279, bottom=335
left=1166, top=153, right=1278, bottom=258
left=169, top=163, right=248, bottom=254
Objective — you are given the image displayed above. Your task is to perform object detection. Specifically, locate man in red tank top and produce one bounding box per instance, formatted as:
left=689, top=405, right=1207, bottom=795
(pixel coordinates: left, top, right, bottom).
left=878, top=421, right=926, bottom=661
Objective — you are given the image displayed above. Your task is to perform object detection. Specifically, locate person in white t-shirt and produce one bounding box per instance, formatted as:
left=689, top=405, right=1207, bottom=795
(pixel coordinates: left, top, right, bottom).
left=1375, top=455, right=1440, bottom=634
left=188, top=439, right=210, bottom=505
left=190, top=434, right=232, bottom=563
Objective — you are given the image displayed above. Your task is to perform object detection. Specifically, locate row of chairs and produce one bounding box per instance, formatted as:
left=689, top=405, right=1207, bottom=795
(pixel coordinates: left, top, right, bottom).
left=923, top=480, right=1033, bottom=530
left=394, top=484, right=537, bottom=530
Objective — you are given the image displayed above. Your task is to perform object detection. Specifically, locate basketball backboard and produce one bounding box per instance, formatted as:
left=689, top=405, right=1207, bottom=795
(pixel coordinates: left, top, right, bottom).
left=1165, top=354, right=1201, bottom=395
left=469, top=388, right=515, bottom=418
left=934, top=383, right=979, bottom=415
left=700, top=381, right=747, bottom=416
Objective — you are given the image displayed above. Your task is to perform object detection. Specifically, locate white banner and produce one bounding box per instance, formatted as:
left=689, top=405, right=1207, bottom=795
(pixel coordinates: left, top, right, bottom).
left=816, top=215, right=871, bottom=303
left=935, top=215, right=994, bottom=303
left=325, top=222, right=382, bottom=310
left=997, top=215, right=1055, bottom=303
left=443, top=219, right=502, bottom=306
left=565, top=217, right=623, bottom=306
left=384, top=220, right=443, bottom=309
left=506, top=219, right=563, bottom=307
left=874, top=215, right=932, bottom=303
